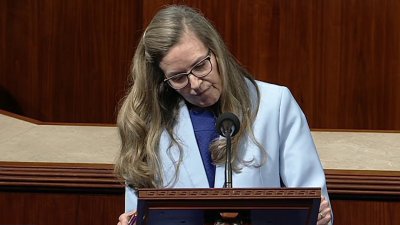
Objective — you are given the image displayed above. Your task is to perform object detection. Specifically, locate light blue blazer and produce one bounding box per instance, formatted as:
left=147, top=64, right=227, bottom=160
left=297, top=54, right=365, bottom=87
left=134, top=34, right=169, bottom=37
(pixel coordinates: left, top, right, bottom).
left=125, top=81, right=330, bottom=212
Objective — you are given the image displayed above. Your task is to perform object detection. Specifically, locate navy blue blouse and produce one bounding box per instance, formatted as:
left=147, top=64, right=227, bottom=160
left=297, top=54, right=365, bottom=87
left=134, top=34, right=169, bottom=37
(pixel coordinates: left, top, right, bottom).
left=188, top=107, right=219, bottom=188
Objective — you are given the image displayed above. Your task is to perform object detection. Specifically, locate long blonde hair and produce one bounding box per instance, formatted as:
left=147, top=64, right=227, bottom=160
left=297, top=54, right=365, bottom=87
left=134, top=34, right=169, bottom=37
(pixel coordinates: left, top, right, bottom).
left=115, top=5, right=263, bottom=189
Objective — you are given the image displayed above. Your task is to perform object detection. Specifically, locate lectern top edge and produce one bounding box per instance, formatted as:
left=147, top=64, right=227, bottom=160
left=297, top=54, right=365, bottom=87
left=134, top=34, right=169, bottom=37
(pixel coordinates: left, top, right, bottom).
left=138, top=187, right=321, bottom=200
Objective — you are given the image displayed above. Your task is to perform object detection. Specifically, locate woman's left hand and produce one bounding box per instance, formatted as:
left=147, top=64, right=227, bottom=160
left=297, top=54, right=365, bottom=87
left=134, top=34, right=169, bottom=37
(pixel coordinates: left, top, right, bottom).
left=317, top=195, right=332, bottom=225
left=117, top=211, right=136, bottom=225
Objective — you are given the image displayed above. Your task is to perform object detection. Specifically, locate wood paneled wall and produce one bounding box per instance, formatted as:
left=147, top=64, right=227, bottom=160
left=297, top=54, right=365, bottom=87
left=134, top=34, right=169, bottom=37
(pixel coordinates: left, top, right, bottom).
left=0, top=0, right=141, bottom=123
left=0, top=162, right=125, bottom=225
left=1, top=0, right=399, bottom=129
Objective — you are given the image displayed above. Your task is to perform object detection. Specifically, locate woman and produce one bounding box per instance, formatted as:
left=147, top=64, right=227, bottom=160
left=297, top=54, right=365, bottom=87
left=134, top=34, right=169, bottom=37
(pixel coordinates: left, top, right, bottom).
left=116, top=5, right=332, bottom=225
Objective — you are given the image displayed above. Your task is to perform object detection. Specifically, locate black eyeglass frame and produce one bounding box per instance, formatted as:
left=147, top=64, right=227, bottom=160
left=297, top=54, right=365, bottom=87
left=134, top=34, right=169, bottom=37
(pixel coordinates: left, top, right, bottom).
left=163, top=49, right=213, bottom=90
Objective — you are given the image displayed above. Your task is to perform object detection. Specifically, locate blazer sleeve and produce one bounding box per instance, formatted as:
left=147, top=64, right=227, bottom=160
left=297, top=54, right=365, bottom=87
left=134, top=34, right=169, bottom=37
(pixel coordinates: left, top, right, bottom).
left=277, top=87, right=330, bottom=201
left=125, top=186, right=138, bottom=212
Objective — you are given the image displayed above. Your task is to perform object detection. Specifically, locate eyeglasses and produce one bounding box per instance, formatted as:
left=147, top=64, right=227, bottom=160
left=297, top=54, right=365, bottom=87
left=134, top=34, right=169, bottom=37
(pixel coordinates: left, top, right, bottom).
left=164, top=50, right=213, bottom=90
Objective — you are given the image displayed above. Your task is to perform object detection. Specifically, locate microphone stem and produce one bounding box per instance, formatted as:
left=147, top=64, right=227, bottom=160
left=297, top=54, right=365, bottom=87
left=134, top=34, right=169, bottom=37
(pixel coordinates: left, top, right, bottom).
left=224, top=133, right=232, bottom=188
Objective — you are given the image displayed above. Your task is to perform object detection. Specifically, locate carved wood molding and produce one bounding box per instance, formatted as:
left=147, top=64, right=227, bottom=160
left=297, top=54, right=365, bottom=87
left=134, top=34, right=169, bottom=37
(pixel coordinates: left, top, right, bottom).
left=325, top=169, right=400, bottom=196
left=1, top=162, right=399, bottom=196
left=0, top=161, right=124, bottom=193
left=139, top=188, right=321, bottom=199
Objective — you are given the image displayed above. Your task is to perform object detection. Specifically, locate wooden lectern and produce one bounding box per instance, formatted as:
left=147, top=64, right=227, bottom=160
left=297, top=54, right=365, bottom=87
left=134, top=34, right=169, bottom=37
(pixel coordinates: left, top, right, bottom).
left=136, top=187, right=321, bottom=225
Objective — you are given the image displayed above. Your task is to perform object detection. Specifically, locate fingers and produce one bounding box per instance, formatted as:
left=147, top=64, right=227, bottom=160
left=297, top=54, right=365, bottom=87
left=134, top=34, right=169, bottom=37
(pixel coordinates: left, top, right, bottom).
left=118, top=211, right=136, bottom=225
left=319, top=196, right=329, bottom=211
left=317, top=208, right=332, bottom=225
left=317, top=196, right=332, bottom=225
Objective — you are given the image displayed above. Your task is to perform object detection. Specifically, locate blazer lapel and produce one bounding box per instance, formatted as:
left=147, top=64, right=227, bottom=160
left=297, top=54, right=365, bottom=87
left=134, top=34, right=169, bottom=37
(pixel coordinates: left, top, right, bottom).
left=159, top=102, right=210, bottom=188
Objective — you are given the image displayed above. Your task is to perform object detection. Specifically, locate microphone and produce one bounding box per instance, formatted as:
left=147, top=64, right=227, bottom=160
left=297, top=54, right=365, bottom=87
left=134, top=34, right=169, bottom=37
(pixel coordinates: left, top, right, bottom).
left=216, top=112, right=240, bottom=137
left=215, top=112, right=241, bottom=188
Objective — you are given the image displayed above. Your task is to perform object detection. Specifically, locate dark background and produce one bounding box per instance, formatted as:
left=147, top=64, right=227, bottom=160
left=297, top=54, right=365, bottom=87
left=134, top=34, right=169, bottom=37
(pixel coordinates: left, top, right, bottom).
left=1, top=0, right=399, bottom=129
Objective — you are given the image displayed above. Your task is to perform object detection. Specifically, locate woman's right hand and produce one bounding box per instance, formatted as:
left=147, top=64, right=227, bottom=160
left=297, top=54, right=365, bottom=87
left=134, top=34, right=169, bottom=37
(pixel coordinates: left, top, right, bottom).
left=117, top=211, right=136, bottom=225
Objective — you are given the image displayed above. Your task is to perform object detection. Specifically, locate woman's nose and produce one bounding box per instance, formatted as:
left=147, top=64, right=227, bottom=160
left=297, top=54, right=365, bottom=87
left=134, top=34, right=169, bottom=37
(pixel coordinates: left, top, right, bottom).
left=187, top=74, right=202, bottom=89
